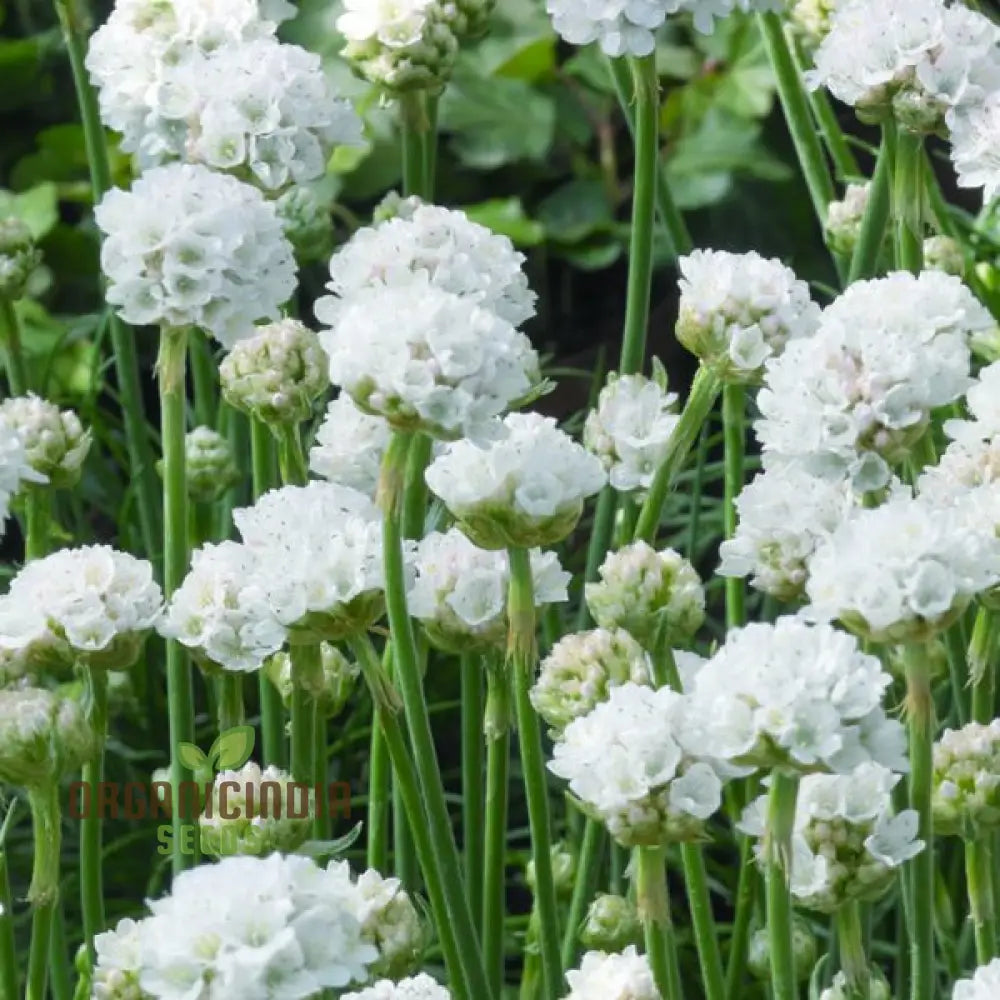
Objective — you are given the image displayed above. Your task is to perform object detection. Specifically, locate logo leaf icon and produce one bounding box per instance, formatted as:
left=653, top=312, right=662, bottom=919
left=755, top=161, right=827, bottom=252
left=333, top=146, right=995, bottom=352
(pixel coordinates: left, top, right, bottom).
left=177, top=742, right=208, bottom=772
left=210, top=725, right=256, bottom=771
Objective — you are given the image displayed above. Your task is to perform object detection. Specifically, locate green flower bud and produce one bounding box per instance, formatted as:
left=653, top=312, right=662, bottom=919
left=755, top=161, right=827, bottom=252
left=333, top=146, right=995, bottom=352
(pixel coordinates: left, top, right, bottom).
left=0, top=217, right=41, bottom=299
left=0, top=394, right=91, bottom=489
left=356, top=868, right=427, bottom=979
left=579, top=893, right=642, bottom=952
left=747, top=917, right=817, bottom=983
left=933, top=720, right=1000, bottom=838
left=923, top=235, right=964, bottom=277
left=820, top=969, right=892, bottom=1000
left=183, top=426, right=239, bottom=504
left=526, top=843, right=575, bottom=900
left=788, top=0, right=837, bottom=49
left=892, top=88, right=946, bottom=136
left=445, top=0, right=496, bottom=38
left=372, top=191, right=423, bottom=225
left=275, top=187, right=335, bottom=264
left=219, top=319, right=328, bottom=427
left=825, top=183, right=871, bottom=258
left=265, top=641, right=360, bottom=718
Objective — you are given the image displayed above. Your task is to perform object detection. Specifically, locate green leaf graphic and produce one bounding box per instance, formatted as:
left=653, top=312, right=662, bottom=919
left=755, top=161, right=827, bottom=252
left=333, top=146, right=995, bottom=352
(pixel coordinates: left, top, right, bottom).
left=177, top=742, right=208, bottom=772
left=209, top=725, right=256, bottom=771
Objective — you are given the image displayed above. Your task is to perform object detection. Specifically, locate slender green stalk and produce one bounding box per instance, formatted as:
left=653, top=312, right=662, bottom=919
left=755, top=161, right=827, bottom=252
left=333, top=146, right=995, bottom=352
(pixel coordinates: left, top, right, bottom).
left=893, top=130, right=925, bottom=274
left=966, top=839, right=997, bottom=965
left=290, top=642, right=320, bottom=785
left=0, top=298, right=28, bottom=395
left=722, top=384, right=746, bottom=631
left=25, top=783, right=61, bottom=1000
left=560, top=819, right=606, bottom=969
left=848, top=125, right=895, bottom=284
left=159, top=327, right=194, bottom=876
left=520, top=911, right=542, bottom=1000
left=968, top=608, right=998, bottom=725
left=367, top=643, right=393, bottom=871
left=636, top=846, right=683, bottom=1000
left=189, top=335, right=217, bottom=429
left=724, top=835, right=759, bottom=1000
left=48, top=905, right=73, bottom=1000
left=462, top=654, right=485, bottom=928
left=837, top=901, right=871, bottom=1000
left=634, top=367, right=722, bottom=544
left=80, top=667, right=109, bottom=964
left=400, top=92, right=431, bottom=199
left=765, top=768, right=800, bottom=1000
left=575, top=489, right=617, bottom=632
left=276, top=423, right=309, bottom=487
left=0, top=805, right=18, bottom=1000
left=902, top=643, right=935, bottom=1000
left=809, top=91, right=859, bottom=182
left=216, top=672, right=245, bottom=733
left=380, top=432, right=494, bottom=1000
left=313, top=704, right=328, bottom=841
left=54, top=0, right=161, bottom=563
left=24, top=487, right=52, bottom=562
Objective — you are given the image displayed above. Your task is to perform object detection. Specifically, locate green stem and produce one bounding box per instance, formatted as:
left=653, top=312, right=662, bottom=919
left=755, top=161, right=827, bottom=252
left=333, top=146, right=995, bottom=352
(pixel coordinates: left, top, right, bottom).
left=808, top=90, right=859, bottom=182
left=968, top=607, right=998, bottom=725
left=765, top=769, right=800, bottom=1000
left=367, top=643, right=393, bottom=872
left=25, top=784, right=61, bottom=1000
left=276, top=423, right=308, bottom=487
left=215, top=672, right=244, bottom=733
left=0, top=298, right=28, bottom=395
left=159, top=328, right=194, bottom=876
left=560, top=818, right=606, bottom=969
left=48, top=905, right=72, bottom=1000
left=634, top=367, right=722, bottom=544
left=400, top=91, right=431, bottom=200
left=189, top=334, right=217, bottom=430
left=724, top=835, right=759, bottom=1000
left=0, top=808, right=17, bottom=1000
left=289, top=642, right=320, bottom=785
left=380, top=432, right=494, bottom=1000
left=24, top=490, right=51, bottom=562
left=837, top=901, right=871, bottom=1000
left=519, top=911, right=541, bottom=1000
left=636, top=846, right=683, bottom=1000
left=902, top=643, right=935, bottom=1000
left=54, top=0, right=161, bottom=564
left=966, top=839, right=997, bottom=965
left=313, top=703, right=328, bottom=841
left=893, top=130, right=925, bottom=274
left=722, top=383, right=746, bottom=631
left=80, top=667, right=108, bottom=964
left=848, top=124, right=895, bottom=284
left=507, top=546, right=562, bottom=1000
left=462, top=653, right=485, bottom=931
left=423, top=94, right=440, bottom=197
left=575, top=489, right=617, bottom=632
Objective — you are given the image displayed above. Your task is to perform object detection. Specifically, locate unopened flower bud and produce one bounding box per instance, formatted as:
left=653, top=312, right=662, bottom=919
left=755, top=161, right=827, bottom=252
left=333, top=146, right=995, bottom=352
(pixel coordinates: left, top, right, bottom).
left=923, top=235, right=964, bottom=277
left=789, top=0, right=837, bottom=49
left=183, top=426, right=239, bottom=504
left=586, top=542, right=705, bottom=648
left=445, top=0, right=496, bottom=38
left=526, top=843, right=575, bottom=900
left=265, top=641, right=360, bottom=718
left=933, top=720, right=1000, bottom=838
left=0, top=394, right=91, bottom=489
left=748, top=918, right=817, bottom=983
left=580, top=893, right=642, bottom=952
left=372, top=191, right=423, bottom=225
left=0, top=218, right=41, bottom=299
left=219, top=319, right=328, bottom=427
left=820, top=969, right=892, bottom=1000
left=825, top=183, right=871, bottom=257
left=275, top=187, right=335, bottom=265
left=356, top=868, right=427, bottom=980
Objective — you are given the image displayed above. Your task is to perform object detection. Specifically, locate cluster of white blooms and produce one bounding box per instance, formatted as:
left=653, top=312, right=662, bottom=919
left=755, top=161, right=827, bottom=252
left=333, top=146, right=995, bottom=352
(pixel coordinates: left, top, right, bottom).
left=95, top=164, right=295, bottom=347
left=344, top=974, right=451, bottom=1000
left=757, top=271, right=986, bottom=490
left=532, top=628, right=653, bottom=735
left=742, top=763, right=923, bottom=912
left=310, top=396, right=391, bottom=496
left=0, top=217, right=41, bottom=299
left=91, top=854, right=383, bottom=998
left=199, top=762, right=311, bottom=857
left=407, top=528, right=569, bottom=652
left=426, top=412, right=607, bottom=549
left=918, top=433, right=1000, bottom=515
left=583, top=373, right=679, bottom=493
left=954, top=960, right=1000, bottom=1000
left=0, top=394, right=90, bottom=488
left=933, top=719, right=1000, bottom=837
left=688, top=618, right=906, bottom=773
left=950, top=95, right=1000, bottom=201
left=158, top=541, right=286, bottom=673
left=585, top=541, right=705, bottom=646
left=718, top=462, right=858, bottom=601
left=563, top=945, right=659, bottom=1000
left=0, top=546, right=162, bottom=674
left=549, top=682, right=723, bottom=846
left=946, top=362, right=1000, bottom=443
left=184, top=426, right=239, bottom=503
left=676, top=249, right=819, bottom=383
left=805, top=492, right=1000, bottom=643
left=316, top=202, right=536, bottom=329
left=234, top=482, right=384, bottom=640
left=353, top=868, right=425, bottom=979
left=320, top=281, right=540, bottom=439
left=220, top=318, right=328, bottom=426
left=0, top=413, right=46, bottom=535
left=808, top=0, right=1000, bottom=132
left=824, top=183, right=870, bottom=256
left=266, top=642, right=360, bottom=716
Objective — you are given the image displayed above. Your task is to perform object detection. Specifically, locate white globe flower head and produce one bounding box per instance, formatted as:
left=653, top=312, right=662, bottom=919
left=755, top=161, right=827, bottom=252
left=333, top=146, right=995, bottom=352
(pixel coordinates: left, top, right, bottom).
left=583, top=372, right=680, bottom=493
left=353, top=868, right=426, bottom=979
left=718, top=462, right=858, bottom=602
left=343, top=974, right=451, bottom=1000
left=425, top=412, right=607, bottom=550
left=548, top=682, right=725, bottom=846
left=688, top=617, right=905, bottom=774
left=741, top=763, right=923, bottom=913
left=932, top=719, right=1000, bottom=838
left=408, top=528, right=569, bottom=653
left=310, top=396, right=391, bottom=496
left=954, top=958, right=1000, bottom=1000
left=158, top=541, right=287, bottom=673
left=585, top=541, right=704, bottom=648
left=0, top=412, right=47, bottom=536
left=808, top=0, right=1000, bottom=133
left=676, top=249, right=819, bottom=383
left=943, top=361, right=1000, bottom=446
left=321, top=281, right=541, bottom=441
left=756, top=270, right=984, bottom=491
left=949, top=92, right=1000, bottom=203
left=92, top=918, right=144, bottom=1000
left=234, top=481, right=385, bottom=641
left=95, top=163, right=296, bottom=348
left=0, top=545, right=162, bottom=675
left=805, top=492, right=1000, bottom=643
left=532, top=628, right=654, bottom=736
left=0, top=394, right=90, bottom=489
left=315, top=202, right=536, bottom=329
left=563, top=945, right=660, bottom=1000
left=825, top=182, right=871, bottom=256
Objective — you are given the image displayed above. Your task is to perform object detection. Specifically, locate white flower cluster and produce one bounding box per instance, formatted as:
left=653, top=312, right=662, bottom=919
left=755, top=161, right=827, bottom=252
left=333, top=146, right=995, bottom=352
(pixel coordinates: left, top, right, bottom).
left=954, top=959, right=1000, bottom=1000
left=407, top=528, right=569, bottom=652
left=805, top=491, right=1000, bottom=643
left=233, top=482, right=385, bottom=641
left=353, top=868, right=425, bottom=979
left=158, top=541, right=286, bottom=673
left=344, top=974, right=451, bottom=1000
left=310, top=396, right=391, bottom=496
left=91, top=854, right=391, bottom=998
left=0, top=394, right=90, bottom=489
left=950, top=96, right=1000, bottom=201
left=756, top=271, right=985, bottom=490
left=676, top=249, right=819, bottom=382
left=688, top=618, right=906, bottom=773
left=0, top=412, right=46, bottom=536
left=562, top=945, right=659, bottom=1000
left=742, top=763, right=923, bottom=912
left=426, top=412, right=607, bottom=549
left=0, top=546, right=162, bottom=674
left=549, top=682, right=723, bottom=846
left=583, top=374, right=680, bottom=493
left=96, top=163, right=296, bottom=346
left=933, top=719, right=1000, bottom=837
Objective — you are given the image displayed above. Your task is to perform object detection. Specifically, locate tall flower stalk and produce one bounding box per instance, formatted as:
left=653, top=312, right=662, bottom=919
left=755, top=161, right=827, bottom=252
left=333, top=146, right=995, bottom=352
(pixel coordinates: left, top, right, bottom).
left=765, top=769, right=800, bottom=1000
left=636, top=846, right=683, bottom=1000
left=894, top=131, right=925, bottom=274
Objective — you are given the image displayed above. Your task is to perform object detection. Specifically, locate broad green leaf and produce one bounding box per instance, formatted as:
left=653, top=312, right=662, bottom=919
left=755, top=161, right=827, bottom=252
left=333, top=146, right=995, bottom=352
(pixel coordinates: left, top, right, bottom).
left=463, top=198, right=545, bottom=247
left=210, top=725, right=256, bottom=771
left=0, top=183, right=58, bottom=239
left=177, top=742, right=208, bottom=772
left=537, top=180, right=613, bottom=245
left=558, top=236, right=622, bottom=272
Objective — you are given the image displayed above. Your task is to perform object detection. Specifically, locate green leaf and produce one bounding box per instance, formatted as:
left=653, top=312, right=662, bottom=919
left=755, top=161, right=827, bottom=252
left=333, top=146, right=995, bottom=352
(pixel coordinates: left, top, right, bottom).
left=537, top=180, right=613, bottom=245
left=297, top=822, right=365, bottom=861
left=463, top=198, right=545, bottom=247
left=0, top=183, right=58, bottom=240
left=210, top=725, right=256, bottom=771
left=177, top=742, right=208, bottom=772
